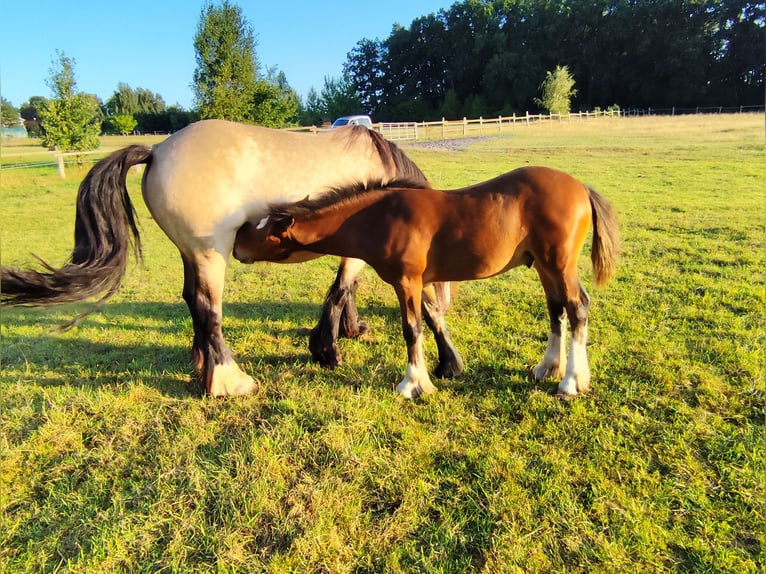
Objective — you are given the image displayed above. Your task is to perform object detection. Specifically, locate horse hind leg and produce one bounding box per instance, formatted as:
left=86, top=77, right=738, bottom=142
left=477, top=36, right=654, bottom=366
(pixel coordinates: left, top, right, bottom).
left=394, top=278, right=437, bottom=398
left=309, top=257, right=368, bottom=367
left=557, top=281, right=592, bottom=398
left=422, top=283, right=464, bottom=378
left=533, top=296, right=567, bottom=382
left=182, top=252, right=257, bottom=397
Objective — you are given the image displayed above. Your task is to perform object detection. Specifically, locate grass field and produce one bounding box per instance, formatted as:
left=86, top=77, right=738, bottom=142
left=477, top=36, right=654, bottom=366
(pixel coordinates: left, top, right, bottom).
left=1, top=114, right=763, bottom=573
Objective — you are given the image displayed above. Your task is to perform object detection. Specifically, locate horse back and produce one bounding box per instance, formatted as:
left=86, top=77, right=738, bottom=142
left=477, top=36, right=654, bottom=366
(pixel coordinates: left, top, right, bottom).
left=141, top=120, right=401, bottom=253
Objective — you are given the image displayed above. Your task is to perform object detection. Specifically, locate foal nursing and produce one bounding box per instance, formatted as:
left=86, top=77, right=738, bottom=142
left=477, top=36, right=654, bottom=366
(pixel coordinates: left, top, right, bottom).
left=234, top=166, right=619, bottom=399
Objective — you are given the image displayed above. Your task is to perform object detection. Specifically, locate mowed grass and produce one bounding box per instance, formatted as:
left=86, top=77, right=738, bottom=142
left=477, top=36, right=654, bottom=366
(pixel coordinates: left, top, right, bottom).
left=1, top=114, right=763, bottom=573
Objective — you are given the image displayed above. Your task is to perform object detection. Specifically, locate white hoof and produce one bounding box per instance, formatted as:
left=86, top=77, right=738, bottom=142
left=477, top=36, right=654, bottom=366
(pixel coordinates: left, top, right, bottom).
left=555, top=371, right=590, bottom=399
left=396, top=365, right=437, bottom=399
left=533, top=361, right=565, bottom=381
left=209, top=362, right=258, bottom=397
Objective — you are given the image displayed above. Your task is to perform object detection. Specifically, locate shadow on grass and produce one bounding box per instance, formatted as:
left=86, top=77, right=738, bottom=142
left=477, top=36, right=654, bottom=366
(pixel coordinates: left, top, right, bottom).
left=1, top=299, right=549, bottom=402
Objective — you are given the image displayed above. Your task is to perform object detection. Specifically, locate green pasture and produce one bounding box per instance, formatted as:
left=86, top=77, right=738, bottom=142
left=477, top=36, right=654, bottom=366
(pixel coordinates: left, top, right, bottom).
left=1, top=114, right=763, bottom=573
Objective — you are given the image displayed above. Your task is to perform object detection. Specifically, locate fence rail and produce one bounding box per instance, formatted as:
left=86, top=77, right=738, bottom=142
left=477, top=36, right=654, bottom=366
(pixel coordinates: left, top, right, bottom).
left=3, top=106, right=762, bottom=175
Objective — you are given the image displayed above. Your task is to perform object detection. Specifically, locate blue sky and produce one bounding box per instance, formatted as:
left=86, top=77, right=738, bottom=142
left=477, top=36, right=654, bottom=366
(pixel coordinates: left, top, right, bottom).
left=0, top=0, right=454, bottom=110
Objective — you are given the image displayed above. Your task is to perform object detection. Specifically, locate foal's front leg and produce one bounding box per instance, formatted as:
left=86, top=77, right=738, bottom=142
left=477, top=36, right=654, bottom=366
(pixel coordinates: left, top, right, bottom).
left=394, top=278, right=437, bottom=398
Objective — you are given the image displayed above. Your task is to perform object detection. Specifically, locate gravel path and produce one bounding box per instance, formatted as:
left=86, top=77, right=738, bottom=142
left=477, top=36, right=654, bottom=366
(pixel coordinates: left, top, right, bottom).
left=404, top=136, right=491, bottom=151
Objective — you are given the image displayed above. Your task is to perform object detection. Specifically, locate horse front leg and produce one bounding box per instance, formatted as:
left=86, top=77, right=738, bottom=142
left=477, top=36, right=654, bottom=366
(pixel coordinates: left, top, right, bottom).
left=422, top=282, right=464, bottom=378
left=309, top=257, right=369, bottom=367
left=394, top=278, right=437, bottom=398
left=182, top=252, right=256, bottom=397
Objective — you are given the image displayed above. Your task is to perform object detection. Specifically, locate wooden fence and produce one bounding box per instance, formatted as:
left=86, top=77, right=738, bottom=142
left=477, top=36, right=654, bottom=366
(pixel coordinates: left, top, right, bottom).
left=287, top=109, right=623, bottom=141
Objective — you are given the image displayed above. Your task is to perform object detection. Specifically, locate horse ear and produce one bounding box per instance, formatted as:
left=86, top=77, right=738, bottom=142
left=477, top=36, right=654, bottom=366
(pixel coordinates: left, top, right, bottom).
left=272, top=214, right=295, bottom=234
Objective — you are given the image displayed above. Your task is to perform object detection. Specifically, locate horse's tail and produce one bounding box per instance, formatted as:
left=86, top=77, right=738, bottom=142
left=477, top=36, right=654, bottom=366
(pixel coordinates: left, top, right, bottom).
left=1, top=145, right=152, bottom=309
left=587, top=186, right=620, bottom=286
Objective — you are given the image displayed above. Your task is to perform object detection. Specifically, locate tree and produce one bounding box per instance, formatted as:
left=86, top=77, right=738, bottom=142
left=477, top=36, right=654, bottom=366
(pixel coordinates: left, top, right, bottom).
left=535, top=65, right=577, bottom=115
left=38, top=52, right=100, bottom=151
left=20, top=96, right=47, bottom=136
left=1, top=97, right=19, bottom=127
left=193, top=0, right=258, bottom=121
left=109, top=114, right=138, bottom=135
left=321, top=76, right=363, bottom=122
left=299, top=87, right=325, bottom=126
left=250, top=70, right=300, bottom=128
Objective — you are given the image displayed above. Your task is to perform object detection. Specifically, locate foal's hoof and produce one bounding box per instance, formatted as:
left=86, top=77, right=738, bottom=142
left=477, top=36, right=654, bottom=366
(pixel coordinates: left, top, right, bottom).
left=533, top=362, right=564, bottom=381
left=208, top=363, right=258, bottom=397
left=434, top=357, right=464, bottom=379
left=555, top=373, right=590, bottom=399
left=396, top=375, right=438, bottom=399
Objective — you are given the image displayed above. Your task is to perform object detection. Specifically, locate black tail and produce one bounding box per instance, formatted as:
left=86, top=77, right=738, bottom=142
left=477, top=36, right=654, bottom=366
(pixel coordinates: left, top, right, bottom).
left=1, top=145, right=152, bottom=308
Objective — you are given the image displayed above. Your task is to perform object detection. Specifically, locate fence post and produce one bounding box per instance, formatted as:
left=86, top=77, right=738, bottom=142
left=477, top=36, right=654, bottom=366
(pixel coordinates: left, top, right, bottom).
left=56, top=154, right=66, bottom=179
left=463, top=117, right=467, bottom=136
left=442, top=117, right=446, bottom=140
left=498, top=115, right=502, bottom=134
left=526, top=111, right=530, bottom=126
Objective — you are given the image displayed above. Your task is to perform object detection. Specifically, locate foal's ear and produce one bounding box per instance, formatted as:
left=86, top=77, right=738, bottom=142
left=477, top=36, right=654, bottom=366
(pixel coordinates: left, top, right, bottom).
left=270, top=214, right=295, bottom=235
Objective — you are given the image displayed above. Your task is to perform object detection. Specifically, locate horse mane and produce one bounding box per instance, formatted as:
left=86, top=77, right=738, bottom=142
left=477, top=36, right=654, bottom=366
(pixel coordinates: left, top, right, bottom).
left=341, top=125, right=429, bottom=186
left=269, top=176, right=430, bottom=220
left=268, top=127, right=431, bottom=221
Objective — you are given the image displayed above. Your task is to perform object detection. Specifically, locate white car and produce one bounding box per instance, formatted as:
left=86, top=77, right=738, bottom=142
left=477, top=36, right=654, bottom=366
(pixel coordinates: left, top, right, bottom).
left=331, top=115, right=373, bottom=128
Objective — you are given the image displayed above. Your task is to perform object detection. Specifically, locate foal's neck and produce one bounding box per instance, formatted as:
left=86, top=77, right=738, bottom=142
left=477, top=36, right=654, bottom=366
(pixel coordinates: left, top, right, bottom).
left=289, top=188, right=393, bottom=252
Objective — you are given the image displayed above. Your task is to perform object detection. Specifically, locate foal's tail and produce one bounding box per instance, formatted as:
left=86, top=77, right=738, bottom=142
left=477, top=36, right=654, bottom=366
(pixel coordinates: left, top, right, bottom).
left=1, top=145, right=152, bottom=312
left=587, top=187, right=620, bottom=286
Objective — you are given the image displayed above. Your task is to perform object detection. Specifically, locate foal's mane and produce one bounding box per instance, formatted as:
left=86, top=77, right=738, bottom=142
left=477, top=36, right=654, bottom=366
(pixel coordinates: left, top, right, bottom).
left=269, top=176, right=430, bottom=220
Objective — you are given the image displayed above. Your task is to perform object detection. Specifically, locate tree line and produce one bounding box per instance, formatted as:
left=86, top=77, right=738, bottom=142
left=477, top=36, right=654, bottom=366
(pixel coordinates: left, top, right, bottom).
left=1, top=0, right=762, bottom=151
left=342, top=0, right=764, bottom=121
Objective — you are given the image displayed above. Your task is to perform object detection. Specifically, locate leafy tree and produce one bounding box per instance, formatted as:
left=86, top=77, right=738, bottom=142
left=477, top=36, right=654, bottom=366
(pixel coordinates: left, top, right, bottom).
left=344, top=38, right=387, bottom=115
left=251, top=70, right=300, bottom=128
left=321, top=75, right=364, bottom=122
left=193, top=0, right=258, bottom=121
left=1, top=97, right=19, bottom=127
left=109, top=114, right=138, bottom=135
left=535, top=65, right=577, bottom=115
left=20, top=96, right=48, bottom=122
left=20, top=96, right=47, bottom=136
left=38, top=52, right=100, bottom=151
left=105, top=83, right=167, bottom=133
left=299, top=87, right=325, bottom=126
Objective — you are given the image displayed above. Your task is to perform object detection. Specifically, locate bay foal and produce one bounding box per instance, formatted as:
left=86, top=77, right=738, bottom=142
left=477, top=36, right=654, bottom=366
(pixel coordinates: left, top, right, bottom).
left=234, top=166, right=619, bottom=398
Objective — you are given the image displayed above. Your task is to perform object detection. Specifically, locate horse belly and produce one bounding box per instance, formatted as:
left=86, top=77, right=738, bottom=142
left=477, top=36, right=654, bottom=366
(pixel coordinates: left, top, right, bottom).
left=142, top=121, right=386, bottom=255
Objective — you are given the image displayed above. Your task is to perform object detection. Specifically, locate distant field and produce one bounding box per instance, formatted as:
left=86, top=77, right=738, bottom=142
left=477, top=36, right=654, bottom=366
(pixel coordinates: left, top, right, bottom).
left=1, top=114, right=763, bottom=573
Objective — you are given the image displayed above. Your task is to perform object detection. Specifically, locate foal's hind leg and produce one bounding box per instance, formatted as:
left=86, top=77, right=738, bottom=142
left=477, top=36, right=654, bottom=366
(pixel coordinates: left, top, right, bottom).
left=394, top=277, right=437, bottom=398
left=309, top=257, right=369, bottom=367
left=422, top=283, right=464, bottom=378
left=558, top=281, right=591, bottom=397
left=182, top=252, right=257, bottom=397
left=533, top=295, right=567, bottom=382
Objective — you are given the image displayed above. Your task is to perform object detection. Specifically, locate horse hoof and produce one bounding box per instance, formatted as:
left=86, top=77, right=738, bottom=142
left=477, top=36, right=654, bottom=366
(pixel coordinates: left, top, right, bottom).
left=311, top=345, right=343, bottom=368
left=434, top=358, right=464, bottom=379
left=397, top=376, right=437, bottom=399
left=533, top=362, right=564, bottom=381
left=340, top=320, right=370, bottom=339
left=208, top=363, right=258, bottom=397
left=556, top=373, right=589, bottom=399
left=555, top=388, right=578, bottom=400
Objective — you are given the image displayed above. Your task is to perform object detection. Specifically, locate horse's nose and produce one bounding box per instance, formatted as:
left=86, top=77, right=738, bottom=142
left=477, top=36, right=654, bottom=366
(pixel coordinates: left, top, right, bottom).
left=232, top=245, right=252, bottom=264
